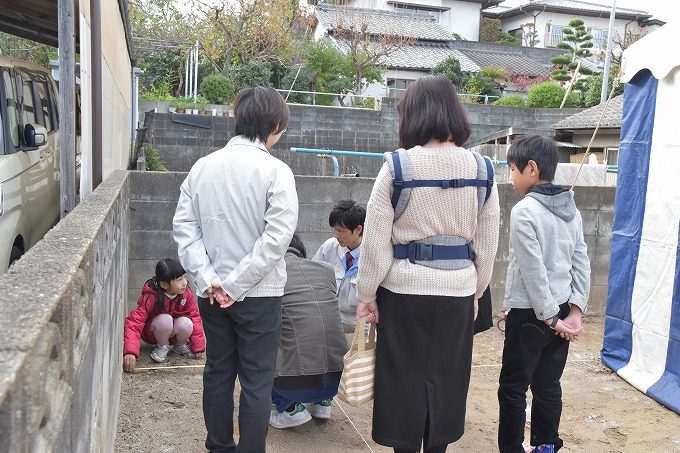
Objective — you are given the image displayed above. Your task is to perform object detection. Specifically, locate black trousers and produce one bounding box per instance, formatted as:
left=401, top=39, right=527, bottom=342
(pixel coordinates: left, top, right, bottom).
left=497, top=303, right=570, bottom=452
left=198, top=296, right=282, bottom=453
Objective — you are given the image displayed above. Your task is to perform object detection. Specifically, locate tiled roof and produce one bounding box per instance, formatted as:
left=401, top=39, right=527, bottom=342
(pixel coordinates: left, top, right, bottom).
left=316, top=3, right=453, bottom=42
left=483, top=0, right=651, bottom=19
left=553, top=94, right=623, bottom=129
left=327, top=35, right=478, bottom=71
left=456, top=48, right=551, bottom=77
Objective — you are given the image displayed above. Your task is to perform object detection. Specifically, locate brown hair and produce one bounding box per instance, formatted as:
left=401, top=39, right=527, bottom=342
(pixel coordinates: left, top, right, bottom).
left=234, top=86, right=289, bottom=143
left=397, top=75, right=471, bottom=149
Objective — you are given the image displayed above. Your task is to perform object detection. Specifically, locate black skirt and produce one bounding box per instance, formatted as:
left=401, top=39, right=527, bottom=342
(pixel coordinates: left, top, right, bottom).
left=372, top=287, right=475, bottom=451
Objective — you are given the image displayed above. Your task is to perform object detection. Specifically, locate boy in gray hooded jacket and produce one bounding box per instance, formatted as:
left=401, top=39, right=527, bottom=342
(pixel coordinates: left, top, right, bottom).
left=498, top=135, right=590, bottom=453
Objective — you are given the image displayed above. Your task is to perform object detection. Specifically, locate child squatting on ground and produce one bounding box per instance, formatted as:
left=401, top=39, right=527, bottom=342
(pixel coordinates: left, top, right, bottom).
left=123, top=258, right=205, bottom=372
left=498, top=135, right=591, bottom=453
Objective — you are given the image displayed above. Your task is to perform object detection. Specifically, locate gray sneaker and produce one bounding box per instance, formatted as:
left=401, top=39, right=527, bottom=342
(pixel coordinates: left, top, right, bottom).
left=150, top=344, right=170, bottom=363
left=172, top=342, right=196, bottom=358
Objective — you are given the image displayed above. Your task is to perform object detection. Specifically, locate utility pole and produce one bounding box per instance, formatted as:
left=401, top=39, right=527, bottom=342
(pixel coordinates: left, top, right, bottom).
left=601, top=0, right=616, bottom=104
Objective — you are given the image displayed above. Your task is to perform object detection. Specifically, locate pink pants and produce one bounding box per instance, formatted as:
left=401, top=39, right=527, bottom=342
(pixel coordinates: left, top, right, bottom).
left=150, top=314, right=193, bottom=346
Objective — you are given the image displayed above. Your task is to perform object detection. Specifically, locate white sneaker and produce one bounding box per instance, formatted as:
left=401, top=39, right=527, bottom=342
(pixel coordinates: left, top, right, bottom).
left=269, top=403, right=312, bottom=429
left=306, top=399, right=332, bottom=419
left=150, top=344, right=170, bottom=363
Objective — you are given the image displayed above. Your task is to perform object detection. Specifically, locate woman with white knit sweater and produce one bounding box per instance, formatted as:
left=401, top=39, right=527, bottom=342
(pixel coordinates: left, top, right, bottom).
left=356, top=75, right=500, bottom=453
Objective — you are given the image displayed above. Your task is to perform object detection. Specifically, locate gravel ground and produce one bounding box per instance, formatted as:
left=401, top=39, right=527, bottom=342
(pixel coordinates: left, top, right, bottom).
left=115, top=318, right=680, bottom=452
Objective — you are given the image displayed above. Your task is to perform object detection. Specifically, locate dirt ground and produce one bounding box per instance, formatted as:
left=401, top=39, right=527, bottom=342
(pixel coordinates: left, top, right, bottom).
left=115, top=318, right=680, bottom=452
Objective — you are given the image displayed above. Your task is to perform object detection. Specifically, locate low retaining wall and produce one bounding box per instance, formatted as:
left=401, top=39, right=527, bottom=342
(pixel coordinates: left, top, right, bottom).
left=140, top=100, right=582, bottom=177
left=0, top=171, right=130, bottom=453
left=128, top=172, right=613, bottom=316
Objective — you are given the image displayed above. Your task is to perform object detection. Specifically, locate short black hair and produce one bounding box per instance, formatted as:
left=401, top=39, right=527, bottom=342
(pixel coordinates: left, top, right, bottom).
left=397, top=75, right=471, bottom=149
left=507, top=135, right=559, bottom=182
left=234, top=86, right=289, bottom=142
left=288, top=232, right=307, bottom=259
left=329, top=199, right=366, bottom=233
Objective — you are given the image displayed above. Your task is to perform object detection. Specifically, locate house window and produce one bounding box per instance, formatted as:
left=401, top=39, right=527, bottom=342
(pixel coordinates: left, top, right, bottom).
left=393, top=4, right=439, bottom=22
left=605, top=148, right=619, bottom=166
left=546, top=24, right=571, bottom=48
left=590, top=28, right=609, bottom=49
left=386, top=78, right=415, bottom=98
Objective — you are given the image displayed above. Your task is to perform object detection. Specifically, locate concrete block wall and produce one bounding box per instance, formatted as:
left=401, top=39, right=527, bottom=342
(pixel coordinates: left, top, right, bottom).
left=0, top=171, right=130, bottom=453
left=142, top=100, right=582, bottom=177
left=127, top=172, right=613, bottom=317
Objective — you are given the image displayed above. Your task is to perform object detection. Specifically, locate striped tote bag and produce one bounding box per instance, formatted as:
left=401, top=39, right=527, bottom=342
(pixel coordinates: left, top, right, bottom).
left=337, top=316, right=376, bottom=407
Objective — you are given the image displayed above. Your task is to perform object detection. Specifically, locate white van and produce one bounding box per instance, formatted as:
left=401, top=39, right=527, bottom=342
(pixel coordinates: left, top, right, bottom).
left=0, top=56, right=64, bottom=273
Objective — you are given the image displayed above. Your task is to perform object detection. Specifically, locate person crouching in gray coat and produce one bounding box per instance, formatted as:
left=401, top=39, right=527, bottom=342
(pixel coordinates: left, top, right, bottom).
left=269, top=233, right=349, bottom=429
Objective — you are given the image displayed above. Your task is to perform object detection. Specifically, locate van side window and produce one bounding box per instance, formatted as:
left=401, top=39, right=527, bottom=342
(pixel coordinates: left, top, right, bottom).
left=21, top=80, right=37, bottom=126
left=35, top=82, right=52, bottom=131
left=2, top=70, right=20, bottom=149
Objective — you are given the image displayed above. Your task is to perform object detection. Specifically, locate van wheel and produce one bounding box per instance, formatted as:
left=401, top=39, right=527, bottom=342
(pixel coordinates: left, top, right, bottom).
left=9, top=246, right=22, bottom=267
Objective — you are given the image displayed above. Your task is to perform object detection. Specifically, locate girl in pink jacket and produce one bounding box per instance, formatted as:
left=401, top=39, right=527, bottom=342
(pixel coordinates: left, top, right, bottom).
left=123, top=259, right=205, bottom=371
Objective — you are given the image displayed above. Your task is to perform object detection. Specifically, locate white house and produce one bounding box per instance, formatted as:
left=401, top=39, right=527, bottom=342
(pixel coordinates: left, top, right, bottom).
left=340, top=0, right=504, bottom=41
left=314, top=2, right=552, bottom=98
left=483, top=0, right=664, bottom=61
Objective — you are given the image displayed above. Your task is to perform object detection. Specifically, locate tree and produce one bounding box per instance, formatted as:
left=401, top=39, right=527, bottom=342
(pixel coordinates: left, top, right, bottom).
left=609, top=28, right=649, bottom=68
left=431, top=57, right=468, bottom=91
left=303, top=40, right=354, bottom=105
left=527, top=82, right=578, bottom=108
left=230, top=61, right=272, bottom=93
left=325, top=5, right=416, bottom=94
left=130, top=0, right=201, bottom=96
left=479, top=18, right=520, bottom=46
left=200, top=75, right=234, bottom=104
left=0, top=33, right=55, bottom=68
left=580, top=73, right=624, bottom=108
left=280, top=67, right=314, bottom=104
left=520, top=22, right=540, bottom=47
left=550, top=18, right=594, bottom=84
left=195, top=0, right=312, bottom=76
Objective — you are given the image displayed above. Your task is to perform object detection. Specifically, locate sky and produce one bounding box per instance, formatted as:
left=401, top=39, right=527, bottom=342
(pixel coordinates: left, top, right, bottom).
left=499, top=0, right=679, bottom=24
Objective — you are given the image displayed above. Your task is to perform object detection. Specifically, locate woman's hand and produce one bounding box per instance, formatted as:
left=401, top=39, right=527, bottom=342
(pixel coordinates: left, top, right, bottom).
left=123, top=353, right=137, bottom=372
left=357, top=300, right=379, bottom=324
left=195, top=352, right=203, bottom=359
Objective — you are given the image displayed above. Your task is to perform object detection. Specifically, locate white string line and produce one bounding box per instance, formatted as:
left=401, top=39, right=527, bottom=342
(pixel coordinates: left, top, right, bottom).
left=333, top=397, right=376, bottom=453
left=472, top=358, right=599, bottom=368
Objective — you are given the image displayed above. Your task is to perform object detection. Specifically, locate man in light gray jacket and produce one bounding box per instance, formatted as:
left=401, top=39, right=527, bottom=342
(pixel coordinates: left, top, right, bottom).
left=173, top=87, right=298, bottom=453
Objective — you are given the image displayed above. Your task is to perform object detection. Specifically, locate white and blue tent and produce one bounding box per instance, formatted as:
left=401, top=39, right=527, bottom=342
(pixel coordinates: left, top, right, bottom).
left=601, top=22, right=680, bottom=414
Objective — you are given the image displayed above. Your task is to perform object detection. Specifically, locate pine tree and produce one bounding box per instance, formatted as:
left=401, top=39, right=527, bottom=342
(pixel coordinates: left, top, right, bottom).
left=550, top=18, right=594, bottom=84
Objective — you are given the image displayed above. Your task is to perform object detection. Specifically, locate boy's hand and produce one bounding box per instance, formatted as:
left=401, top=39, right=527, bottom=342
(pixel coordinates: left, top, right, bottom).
left=554, top=320, right=583, bottom=341
left=123, top=353, right=136, bottom=372
left=559, top=305, right=584, bottom=341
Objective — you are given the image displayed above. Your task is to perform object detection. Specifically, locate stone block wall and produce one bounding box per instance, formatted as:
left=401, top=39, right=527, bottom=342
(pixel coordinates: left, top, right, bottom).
left=127, top=172, right=613, bottom=317
left=141, top=100, right=582, bottom=177
left=0, top=171, right=130, bottom=453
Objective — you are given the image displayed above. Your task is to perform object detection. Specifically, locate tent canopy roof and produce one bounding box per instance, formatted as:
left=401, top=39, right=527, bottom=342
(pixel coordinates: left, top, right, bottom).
left=622, top=22, right=680, bottom=82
